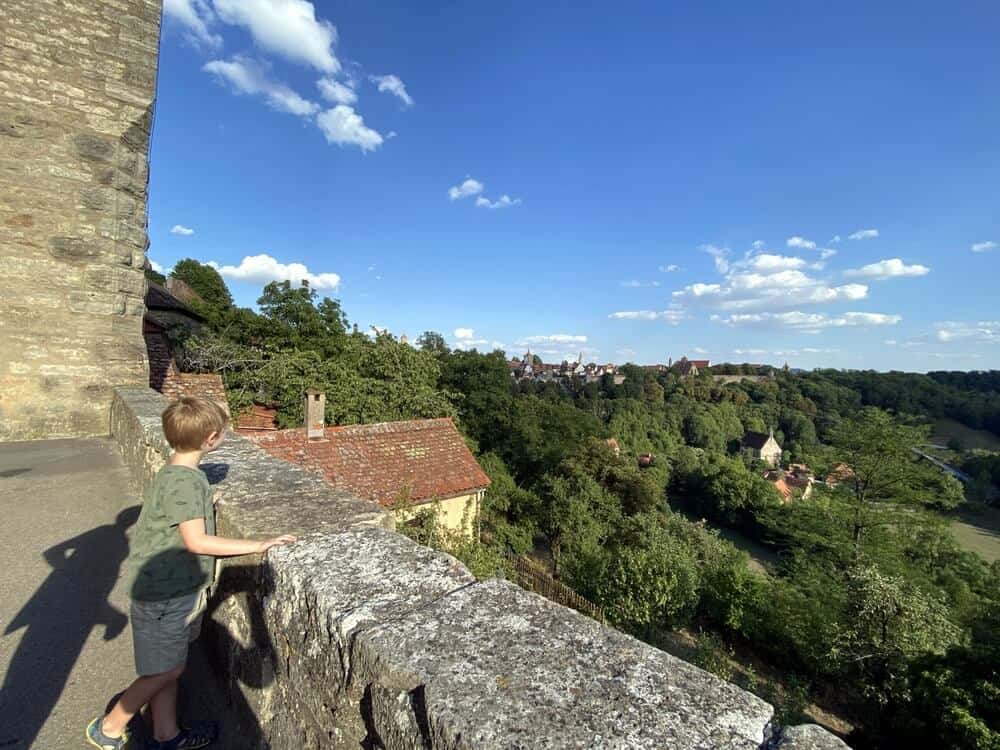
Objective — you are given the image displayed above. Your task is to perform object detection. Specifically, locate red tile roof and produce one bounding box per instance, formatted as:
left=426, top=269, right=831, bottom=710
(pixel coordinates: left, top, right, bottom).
left=243, top=418, right=491, bottom=507
left=234, top=404, right=279, bottom=431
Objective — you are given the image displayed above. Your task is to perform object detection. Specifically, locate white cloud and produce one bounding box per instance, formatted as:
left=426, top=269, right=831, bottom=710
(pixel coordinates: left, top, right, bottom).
left=164, top=0, right=222, bottom=49
left=787, top=236, right=817, bottom=250
left=673, top=269, right=868, bottom=312
left=475, top=195, right=521, bottom=210
left=608, top=309, right=686, bottom=325
left=934, top=321, right=1000, bottom=344
left=820, top=248, right=838, bottom=259
left=369, top=74, right=414, bottom=107
left=149, top=260, right=165, bottom=274
left=170, top=224, right=195, bottom=236
left=659, top=264, right=680, bottom=272
left=700, top=244, right=731, bottom=272
left=751, top=240, right=766, bottom=250
left=208, top=253, right=340, bottom=289
left=213, top=0, right=340, bottom=73
left=844, top=258, right=930, bottom=280
left=714, top=310, right=901, bottom=333
left=693, top=347, right=709, bottom=354
left=453, top=327, right=475, bottom=340
left=317, top=77, right=357, bottom=105
left=848, top=228, right=879, bottom=241
left=620, top=280, right=661, bottom=288
left=448, top=179, right=484, bottom=201
left=830, top=235, right=842, bottom=244
left=745, top=254, right=807, bottom=272
left=519, top=334, right=588, bottom=344
left=971, top=241, right=996, bottom=253
left=203, top=56, right=319, bottom=116
left=316, top=105, right=383, bottom=151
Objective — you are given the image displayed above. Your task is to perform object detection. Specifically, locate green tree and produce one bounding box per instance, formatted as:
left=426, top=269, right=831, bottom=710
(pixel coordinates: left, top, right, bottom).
left=169, top=258, right=234, bottom=321
left=416, top=331, right=450, bottom=357
left=828, top=407, right=964, bottom=557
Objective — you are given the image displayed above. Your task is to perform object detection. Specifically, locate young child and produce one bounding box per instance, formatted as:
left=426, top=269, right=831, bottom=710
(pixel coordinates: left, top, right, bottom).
left=87, top=396, right=296, bottom=750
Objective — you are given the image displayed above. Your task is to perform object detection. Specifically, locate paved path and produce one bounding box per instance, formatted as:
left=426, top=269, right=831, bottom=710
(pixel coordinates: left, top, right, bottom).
left=0, top=438, right=246, bottom=750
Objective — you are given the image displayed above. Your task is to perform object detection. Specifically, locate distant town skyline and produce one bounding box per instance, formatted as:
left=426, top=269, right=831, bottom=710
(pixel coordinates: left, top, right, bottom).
left=150, top=1, right=999, bottom=372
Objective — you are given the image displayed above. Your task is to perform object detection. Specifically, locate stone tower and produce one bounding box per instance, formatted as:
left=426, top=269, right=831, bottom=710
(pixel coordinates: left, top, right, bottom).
left=0, top=0, right=163, bottom=441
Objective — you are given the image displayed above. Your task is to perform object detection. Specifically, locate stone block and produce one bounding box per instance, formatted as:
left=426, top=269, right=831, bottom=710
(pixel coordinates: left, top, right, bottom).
left=773, top=725, right=851, bottom=749
left=354, top=579, right=775, bottom=750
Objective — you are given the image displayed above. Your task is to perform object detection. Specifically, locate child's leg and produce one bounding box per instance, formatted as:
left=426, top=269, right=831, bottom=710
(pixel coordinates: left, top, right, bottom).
left=101, top=666, right=183, bottom=737
left=148, top=672, right=182, bottom=742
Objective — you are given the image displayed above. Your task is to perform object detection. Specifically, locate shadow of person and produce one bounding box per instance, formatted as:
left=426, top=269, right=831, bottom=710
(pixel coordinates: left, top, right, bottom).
left=1, top=506, right=139, bottom=750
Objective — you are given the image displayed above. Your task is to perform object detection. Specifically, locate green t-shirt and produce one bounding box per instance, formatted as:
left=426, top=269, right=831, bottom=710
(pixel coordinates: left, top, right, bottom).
left=128, top=464, right=216, bottom=601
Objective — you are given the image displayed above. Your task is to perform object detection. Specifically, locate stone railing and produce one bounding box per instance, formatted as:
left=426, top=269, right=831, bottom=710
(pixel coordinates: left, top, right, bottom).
left=110, top=387, right=849, bottom=749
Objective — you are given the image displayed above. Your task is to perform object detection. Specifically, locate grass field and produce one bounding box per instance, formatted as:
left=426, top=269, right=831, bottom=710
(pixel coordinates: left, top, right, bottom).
left=931, top=417, right=1000, bottom=451
left=951, top=503, right=1000, bottom=563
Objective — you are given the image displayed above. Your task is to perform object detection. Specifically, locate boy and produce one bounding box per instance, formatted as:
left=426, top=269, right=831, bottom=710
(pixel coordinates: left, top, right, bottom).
left=87, top=397, right=296, bottom=750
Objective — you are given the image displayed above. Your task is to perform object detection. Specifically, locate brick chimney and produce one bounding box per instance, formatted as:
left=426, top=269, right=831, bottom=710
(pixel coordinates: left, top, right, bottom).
left=304, top=390, right=325, bottom=440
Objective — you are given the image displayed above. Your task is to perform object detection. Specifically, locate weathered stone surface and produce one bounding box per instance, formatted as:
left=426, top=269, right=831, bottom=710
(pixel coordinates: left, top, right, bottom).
left=355, top=578, right=775, bottom=750
left=110, top=391, right=848, bottom=750
left=0, top=0, right=160, bottom=442
left=772, top=725, right=851, bottom=749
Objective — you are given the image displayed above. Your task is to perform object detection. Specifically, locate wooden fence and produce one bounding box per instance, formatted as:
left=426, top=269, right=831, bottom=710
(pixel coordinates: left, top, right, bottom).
left=504, top=552, right=606, bottom=624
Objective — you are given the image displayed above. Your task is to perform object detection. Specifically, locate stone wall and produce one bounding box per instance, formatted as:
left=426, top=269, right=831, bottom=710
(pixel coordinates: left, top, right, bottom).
left=0, top=0, right=161, bottom=441
left=111, top=387, right=851, bottom=750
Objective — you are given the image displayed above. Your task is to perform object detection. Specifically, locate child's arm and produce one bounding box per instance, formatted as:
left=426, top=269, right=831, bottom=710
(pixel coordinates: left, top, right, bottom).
left=179, top=518, right=296, bottom=556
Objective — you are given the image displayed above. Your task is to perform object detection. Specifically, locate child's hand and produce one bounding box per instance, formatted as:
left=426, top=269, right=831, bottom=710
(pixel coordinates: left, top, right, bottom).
left=257, top=535, right=297, bottom=554
left=212, top=489, right=223, bottom=505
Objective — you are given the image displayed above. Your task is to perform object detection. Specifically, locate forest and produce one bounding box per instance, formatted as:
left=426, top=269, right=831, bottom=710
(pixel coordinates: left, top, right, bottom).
left=162, top=260, right=1000, bottom=750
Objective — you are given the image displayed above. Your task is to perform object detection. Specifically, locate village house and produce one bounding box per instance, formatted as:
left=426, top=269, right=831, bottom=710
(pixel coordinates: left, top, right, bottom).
left=763, top=466, right=815, bottom=503
left=742, top=428, right=782, bottom=467
left=674, top=356, right=711, bottom=377
left=240, top=393, right=490, bottom=535
left=143, top=281, right=229, bottom=414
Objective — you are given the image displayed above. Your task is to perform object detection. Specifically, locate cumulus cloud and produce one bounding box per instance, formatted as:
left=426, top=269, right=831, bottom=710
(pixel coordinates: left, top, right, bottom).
left=448, top=179, right=484, bottom=201
left=745, top=254, right=807, bottom=272
left=149, top=260, right=166, bottom=274
left=934, top=321, right=1000, bottom=344
left=830, top=235, right=842, bottom=244
left=751, top=240, right=766, bottom=250
left=370, top=74, right=414, bottom=107
left=971, top=241, right=996, bottom=253
left=317, top=77, right=357, bottom=105
left=203, top=56, right=319, bottom=116
left=208, top=253, right=340, bottom=289
left=475, top=195, right=521, bottom=210
left=714, top=311, right=901, bottom=333
left=170, top=224, right=195, bottom=236
left=672, top=265, right=868, bottom=312
left=316, top=105, right=383, bottom=151
left=820, top=248, right=838, bottom=259
left=519, top=334, right=588, bottom=344
left=213, top=0, right=340, bottom=73
left=164, top=0, right=222, bottom=49
left=453, top=327, right=475, bottom=340
left=700, top=244, right=731, bottom=273
left=848, top=228, right=880, bottom=241
left=787, top=236, right=817, bottom=250
left=693, top=347, right=709, bottom=354
left=845, top=258, right=930, bottom=280
left=608, top=309, right=686, bottom=324
left=659, top=264, right=680, bottom=272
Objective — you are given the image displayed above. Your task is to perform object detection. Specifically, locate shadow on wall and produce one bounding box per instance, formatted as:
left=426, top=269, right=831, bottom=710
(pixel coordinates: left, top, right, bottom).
left=1, top=506, right=139, bottom=750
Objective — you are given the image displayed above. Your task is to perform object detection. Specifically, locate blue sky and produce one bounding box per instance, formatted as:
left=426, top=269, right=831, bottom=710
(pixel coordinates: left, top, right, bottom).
left=150, top=0, right=999, bottom=371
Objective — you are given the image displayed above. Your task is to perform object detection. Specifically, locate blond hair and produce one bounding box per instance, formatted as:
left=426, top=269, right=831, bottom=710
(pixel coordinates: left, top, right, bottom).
left=162, top=397, right=228, bottom=451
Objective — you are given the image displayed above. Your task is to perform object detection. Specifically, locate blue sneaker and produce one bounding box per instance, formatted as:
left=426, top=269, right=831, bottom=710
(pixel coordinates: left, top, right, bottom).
left=86, top=715, right=130, bottom=750
left=148, top=724, right=216, bottom=749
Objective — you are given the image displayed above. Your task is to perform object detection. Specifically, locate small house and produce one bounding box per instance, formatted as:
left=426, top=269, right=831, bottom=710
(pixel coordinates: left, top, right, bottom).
left=742, top=428, right=782, bottom=467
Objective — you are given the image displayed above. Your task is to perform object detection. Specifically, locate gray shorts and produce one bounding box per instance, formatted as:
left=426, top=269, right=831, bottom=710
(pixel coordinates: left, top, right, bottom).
left=130, top=589, right=206, bottom=676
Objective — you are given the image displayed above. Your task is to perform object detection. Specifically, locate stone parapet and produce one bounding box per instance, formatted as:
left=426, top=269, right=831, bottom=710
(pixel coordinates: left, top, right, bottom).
left=111, top=387, right=849, bottom=749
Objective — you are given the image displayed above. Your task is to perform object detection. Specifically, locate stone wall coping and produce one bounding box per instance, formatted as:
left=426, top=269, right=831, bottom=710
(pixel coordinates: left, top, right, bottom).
left=111, top=386, right=851, bottom=749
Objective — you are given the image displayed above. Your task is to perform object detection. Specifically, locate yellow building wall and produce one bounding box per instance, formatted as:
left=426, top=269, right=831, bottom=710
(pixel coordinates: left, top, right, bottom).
left=393, top=492, right=481, bottom=536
